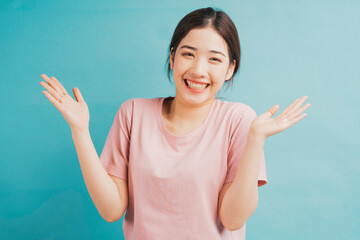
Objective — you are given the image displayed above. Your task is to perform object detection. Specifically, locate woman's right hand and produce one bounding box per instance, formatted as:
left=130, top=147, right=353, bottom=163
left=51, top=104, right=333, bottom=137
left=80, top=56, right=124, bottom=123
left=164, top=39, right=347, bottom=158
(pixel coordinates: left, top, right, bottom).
left=39, top=74, right=90, bottom=132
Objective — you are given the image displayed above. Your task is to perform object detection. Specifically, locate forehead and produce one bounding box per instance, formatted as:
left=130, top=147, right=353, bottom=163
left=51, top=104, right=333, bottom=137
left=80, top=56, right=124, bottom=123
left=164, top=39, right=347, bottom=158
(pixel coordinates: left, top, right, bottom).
left=178, top=27, right=229, bottom=55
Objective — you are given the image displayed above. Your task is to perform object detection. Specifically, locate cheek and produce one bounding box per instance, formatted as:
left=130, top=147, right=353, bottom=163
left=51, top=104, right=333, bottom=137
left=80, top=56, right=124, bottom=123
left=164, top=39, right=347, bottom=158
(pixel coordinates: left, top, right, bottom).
left=210, top=66, right=228, bottom=81
left=173, top=58, right=189, bottom=75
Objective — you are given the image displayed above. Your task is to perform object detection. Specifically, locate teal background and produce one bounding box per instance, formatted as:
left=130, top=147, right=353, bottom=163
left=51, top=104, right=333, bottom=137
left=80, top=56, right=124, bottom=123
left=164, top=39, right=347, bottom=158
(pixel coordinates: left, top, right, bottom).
left=1, top=0, right=359, bottom=239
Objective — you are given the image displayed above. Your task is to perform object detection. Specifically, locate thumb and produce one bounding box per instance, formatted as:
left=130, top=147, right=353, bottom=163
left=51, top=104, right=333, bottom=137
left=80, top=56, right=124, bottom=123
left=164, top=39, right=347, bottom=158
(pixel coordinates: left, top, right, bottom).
left=267, top=105, right=279, bottom=117
left=73, top=87, right=84, bottom=103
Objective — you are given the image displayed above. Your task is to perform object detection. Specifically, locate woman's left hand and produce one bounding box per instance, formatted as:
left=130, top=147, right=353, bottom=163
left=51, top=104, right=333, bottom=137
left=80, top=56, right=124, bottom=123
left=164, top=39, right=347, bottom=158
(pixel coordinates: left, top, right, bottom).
left=250, top=96, right=311, bottom=140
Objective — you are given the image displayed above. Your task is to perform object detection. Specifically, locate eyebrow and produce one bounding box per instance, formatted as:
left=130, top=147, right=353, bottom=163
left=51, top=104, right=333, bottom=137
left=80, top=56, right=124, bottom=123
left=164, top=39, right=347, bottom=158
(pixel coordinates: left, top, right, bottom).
left=179, top=45, right=226, bottom=57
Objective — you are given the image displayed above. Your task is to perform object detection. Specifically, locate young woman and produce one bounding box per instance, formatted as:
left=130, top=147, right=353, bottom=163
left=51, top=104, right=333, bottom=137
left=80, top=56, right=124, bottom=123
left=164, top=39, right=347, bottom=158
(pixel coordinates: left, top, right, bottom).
left=39, top=7, right=310, bottom=240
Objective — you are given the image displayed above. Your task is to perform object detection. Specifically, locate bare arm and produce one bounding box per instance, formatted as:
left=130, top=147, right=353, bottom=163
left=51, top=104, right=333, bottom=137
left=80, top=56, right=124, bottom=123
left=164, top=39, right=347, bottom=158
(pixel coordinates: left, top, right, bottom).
left=39, top=73, right=128, bottom=222
left=218, top=131, right=263, bottom=231
left=219, top=96, right=310, bottom=230
left=72, top=129, right=128, bottom=222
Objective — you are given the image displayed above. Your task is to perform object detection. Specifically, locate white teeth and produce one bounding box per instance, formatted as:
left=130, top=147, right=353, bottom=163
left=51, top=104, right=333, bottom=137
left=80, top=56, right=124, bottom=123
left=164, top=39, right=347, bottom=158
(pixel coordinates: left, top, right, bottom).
left=186, top=80, right=208, bottom=90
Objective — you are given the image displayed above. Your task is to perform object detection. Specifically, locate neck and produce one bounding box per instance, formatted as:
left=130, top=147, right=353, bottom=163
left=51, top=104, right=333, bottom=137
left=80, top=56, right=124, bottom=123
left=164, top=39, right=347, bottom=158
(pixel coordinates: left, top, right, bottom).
left=166, top=96, right=215, bottom=126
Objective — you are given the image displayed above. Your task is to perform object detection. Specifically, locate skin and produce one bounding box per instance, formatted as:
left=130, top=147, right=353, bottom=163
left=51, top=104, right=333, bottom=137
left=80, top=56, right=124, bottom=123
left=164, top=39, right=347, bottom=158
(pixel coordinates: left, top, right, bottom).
left=39, top=75, right=129, bottom=223
left=39, top=74, right=89, bottom=132
left=219, top=95, right=310, bottom=230
left=166, top=26, right=311, bottom=230
left=39, top=26, right=311, bottom=230
left=165, top=27, right=236, bottom=132
left=166, top=27, right=311, bottom=137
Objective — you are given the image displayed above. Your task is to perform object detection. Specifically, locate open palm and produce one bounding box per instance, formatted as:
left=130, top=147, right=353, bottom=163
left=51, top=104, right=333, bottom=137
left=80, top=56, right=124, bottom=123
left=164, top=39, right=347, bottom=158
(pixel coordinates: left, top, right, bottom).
left=251, top=96, right=311, bottom=139
left=39, top=74, right=90, bottom=132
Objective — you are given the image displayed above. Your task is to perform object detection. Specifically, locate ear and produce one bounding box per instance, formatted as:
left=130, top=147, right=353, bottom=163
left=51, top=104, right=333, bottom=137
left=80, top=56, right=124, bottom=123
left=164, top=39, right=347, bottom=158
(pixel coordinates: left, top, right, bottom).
left=225, top=59, right=236, bottom=81
left=170, top=47, right=174, bottom=70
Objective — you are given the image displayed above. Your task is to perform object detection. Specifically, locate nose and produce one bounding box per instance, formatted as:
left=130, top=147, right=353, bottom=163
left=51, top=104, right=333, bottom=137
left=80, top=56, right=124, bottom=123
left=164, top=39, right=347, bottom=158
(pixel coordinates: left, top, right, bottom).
left=189, top=57, right=208, bottom=77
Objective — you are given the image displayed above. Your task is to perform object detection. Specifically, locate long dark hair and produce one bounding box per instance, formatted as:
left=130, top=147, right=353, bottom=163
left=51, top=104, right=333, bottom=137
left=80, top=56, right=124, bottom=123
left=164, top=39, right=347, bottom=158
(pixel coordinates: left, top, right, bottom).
left=165, top=7, right=241, bottom=98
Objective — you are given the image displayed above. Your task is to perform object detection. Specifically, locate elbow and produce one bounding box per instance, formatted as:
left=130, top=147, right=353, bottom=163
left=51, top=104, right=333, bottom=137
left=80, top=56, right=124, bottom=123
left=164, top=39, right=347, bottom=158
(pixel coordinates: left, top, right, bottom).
left=101, top=209, right=125, bottom=223
left=105, top=218, right=118, bottom=223
left=103, top=214, right=121, bottom=223
left=220, top=212, right=247, bottom=231
left=220, top=204, right=258, bottom=231
left=101, top=204, right=128, bottom=223
left=223, top=221, right=246, bottom=231
left=102, top=213, right=117, bottom=223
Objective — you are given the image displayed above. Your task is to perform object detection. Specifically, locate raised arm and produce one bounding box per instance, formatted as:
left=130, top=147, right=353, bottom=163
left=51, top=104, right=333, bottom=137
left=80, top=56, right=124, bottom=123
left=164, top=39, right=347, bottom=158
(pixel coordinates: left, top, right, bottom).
left=219, top=96, right=311, bottom=230
left=71, top=129, right=128, bottom=222
left=39, top=74, right=128, bottom=222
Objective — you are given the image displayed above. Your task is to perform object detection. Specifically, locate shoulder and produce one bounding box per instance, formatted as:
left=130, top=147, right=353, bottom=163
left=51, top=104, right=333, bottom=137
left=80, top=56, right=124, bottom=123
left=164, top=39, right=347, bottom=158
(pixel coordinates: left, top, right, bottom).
left=117, top=98, right=134, bottom=117
left=218, top=100, right=258, bottom=121
left=219, top=101, right=258, bottom=137
left=119, top=97, right=157, bottom=110
left=117, top=97, right=161, bottom=117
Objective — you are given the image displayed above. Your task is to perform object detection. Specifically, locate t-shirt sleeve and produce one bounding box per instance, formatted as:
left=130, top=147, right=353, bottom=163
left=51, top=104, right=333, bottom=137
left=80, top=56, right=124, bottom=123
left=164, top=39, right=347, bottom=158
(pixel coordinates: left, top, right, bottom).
left=224, top=106, right=268, bottom=187
left=99, top=99, right=132, bottom=181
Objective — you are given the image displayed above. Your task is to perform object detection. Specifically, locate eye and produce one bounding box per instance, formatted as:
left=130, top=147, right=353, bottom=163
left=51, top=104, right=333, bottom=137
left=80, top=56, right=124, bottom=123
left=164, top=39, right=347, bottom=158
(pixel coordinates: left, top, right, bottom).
left=182, top=52, right=194, bottom=57
left=210, top=57, right=221, bottom=62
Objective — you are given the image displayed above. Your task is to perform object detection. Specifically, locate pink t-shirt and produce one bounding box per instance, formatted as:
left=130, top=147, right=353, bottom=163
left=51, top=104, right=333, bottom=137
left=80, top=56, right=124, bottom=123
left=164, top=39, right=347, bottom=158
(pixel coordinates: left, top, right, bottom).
left=99, top=96, right=268, bottom=240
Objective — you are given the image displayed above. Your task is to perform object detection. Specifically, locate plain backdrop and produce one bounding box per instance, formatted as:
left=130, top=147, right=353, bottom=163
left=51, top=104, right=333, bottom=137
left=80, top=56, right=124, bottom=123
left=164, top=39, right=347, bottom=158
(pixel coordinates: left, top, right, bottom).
left=0, top=0, right=359, bottom=239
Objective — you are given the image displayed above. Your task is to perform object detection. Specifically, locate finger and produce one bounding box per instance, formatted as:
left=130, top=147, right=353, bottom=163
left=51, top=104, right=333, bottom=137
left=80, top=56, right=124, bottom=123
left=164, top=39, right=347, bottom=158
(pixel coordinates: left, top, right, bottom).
left=42, top=90, right=65, bottom=113
left=40, top=74, right=64, bottom=97
left=285, top=96, right=309, bottom=117
left=288, top=103, right=311, bottom=121
left=289, top=112, right=308, bottom=126
left=50, top=76, right=68, bottom=96
left=73, top=87, right=84, bottom=103
left=267, top=105, right=279, bottom=117
left=39, top=81, right=63, bottom=102
left=278, top=98, right=301, bottom=118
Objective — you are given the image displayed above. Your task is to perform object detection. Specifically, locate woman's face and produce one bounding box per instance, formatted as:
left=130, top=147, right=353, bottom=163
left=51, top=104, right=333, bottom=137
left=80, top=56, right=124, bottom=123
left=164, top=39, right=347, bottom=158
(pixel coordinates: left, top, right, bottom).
left=170, top=27, right=235, bottom=106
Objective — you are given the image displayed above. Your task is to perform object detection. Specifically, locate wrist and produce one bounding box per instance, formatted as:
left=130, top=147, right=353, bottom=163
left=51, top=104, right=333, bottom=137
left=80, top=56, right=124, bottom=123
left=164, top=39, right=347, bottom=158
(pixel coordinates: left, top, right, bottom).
left=248, top=127, right=266, bottom=144
left=71, top=127, right=90, bottom=136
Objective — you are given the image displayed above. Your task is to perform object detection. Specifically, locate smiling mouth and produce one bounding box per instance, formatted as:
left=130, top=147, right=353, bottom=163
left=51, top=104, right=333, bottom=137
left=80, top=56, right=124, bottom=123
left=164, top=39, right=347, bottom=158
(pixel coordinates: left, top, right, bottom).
left=184, top=79, right=210, bottom=89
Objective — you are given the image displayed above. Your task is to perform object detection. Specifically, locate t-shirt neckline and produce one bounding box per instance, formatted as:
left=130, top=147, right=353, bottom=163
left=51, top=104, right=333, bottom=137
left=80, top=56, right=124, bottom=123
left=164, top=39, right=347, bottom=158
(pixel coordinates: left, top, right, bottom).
left=157, top=96, right=218, bottom=141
